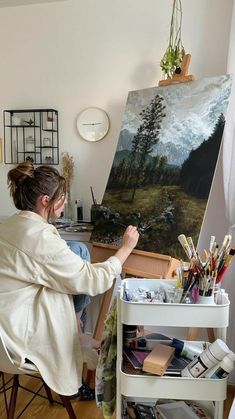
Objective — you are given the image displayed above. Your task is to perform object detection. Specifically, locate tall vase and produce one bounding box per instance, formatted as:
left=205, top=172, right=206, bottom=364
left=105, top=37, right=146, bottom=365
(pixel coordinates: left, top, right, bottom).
left=64, top=189, right=74, bottom=221
left=63, top=202, right=73, bottom=221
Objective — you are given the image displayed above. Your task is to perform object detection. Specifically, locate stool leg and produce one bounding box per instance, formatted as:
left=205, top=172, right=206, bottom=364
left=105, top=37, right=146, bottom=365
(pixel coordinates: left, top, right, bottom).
left=1, top=372, right=9, bottom=416
left=59, top=395, right=77, bottom=419
left=42, top=380, right=54, bottom=404
left=187, top=327, right=215, bottom=342
left=8, top=375, right=19, bottom=419
left=186, top=327, right=198, bottom=341
left=85, top=369, right=94, bottom=387
left=207, top=328, right=215, bottom=343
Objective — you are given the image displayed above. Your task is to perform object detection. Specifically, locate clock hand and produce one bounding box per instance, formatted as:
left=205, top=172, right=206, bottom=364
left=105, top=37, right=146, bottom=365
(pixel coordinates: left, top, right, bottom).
left=82, top=122, right=102, bottom=126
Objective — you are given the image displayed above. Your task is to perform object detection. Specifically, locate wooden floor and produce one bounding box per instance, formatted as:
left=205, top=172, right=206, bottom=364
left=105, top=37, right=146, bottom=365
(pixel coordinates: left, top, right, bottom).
left=0, top=374, right=234, bottom=418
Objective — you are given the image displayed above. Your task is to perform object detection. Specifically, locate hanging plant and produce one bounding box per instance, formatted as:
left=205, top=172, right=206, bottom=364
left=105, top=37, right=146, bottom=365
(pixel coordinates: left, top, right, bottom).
left=160, top=0, right=185, bottom=79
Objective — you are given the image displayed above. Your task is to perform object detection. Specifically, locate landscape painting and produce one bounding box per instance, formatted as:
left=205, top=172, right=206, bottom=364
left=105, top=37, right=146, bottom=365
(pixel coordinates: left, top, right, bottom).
left=91, top=75, right=232, bottom=259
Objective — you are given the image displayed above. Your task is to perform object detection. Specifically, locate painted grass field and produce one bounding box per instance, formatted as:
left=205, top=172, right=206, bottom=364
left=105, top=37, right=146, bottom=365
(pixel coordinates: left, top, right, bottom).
left=92, top=185, right=206, bottom=259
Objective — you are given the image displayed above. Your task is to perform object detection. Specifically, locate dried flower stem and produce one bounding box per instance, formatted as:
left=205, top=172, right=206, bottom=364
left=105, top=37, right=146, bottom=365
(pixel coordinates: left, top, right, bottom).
left=61, top=152, right=74, bottom=207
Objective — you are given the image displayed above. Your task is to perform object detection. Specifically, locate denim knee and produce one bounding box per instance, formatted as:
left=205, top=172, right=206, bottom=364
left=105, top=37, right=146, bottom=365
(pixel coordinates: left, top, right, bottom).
left=66, top=240, right=91, bottom=262
left=67, top=240, right=91, bottom=317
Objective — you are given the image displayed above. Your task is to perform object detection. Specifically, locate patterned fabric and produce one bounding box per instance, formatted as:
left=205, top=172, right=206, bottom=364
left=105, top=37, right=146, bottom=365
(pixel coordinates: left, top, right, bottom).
left=95, top=298, right=117, bottom=419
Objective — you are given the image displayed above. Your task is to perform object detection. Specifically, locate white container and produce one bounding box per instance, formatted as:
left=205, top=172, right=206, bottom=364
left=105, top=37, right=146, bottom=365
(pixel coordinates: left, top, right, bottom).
left=118, top=361, right=227, bottom=401
left=171, top=338, right=205, bottom=360
left=120, top=279, right=229, bottom=330
left=205, top=352, right=235, bottom=379
left=198, top=295, right=215, bottom=305
left=181, top=339, right=230, bottom=378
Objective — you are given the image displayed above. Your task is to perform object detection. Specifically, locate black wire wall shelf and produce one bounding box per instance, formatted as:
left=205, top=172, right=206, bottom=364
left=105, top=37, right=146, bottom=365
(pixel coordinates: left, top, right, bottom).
left=3, top=109, right=59, bottom=165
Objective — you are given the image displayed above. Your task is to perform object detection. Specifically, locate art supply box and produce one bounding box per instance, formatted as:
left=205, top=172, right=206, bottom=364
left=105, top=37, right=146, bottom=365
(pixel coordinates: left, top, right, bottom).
left=142, top=343, right=175, bottom=375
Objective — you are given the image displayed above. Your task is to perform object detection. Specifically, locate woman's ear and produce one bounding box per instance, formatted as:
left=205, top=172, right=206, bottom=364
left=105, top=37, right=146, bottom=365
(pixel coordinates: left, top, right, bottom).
left=40, top=195, right=50, bottom=208
left=35, top=194, right=51, bottom=220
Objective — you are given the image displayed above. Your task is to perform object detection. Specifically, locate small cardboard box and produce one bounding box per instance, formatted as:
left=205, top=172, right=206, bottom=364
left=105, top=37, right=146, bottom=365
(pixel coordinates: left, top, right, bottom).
left=143, top=343, right=175, bottom=375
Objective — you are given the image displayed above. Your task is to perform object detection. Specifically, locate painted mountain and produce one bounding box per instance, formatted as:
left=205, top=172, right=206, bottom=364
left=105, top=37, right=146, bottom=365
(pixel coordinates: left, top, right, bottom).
left=91, top=75, right=232, bottom=259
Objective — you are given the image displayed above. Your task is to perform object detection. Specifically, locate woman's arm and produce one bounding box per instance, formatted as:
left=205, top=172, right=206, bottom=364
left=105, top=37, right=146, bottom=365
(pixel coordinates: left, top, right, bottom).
left=36, top=225, right=139, bottom=296
left=113, top=225, right=139, bottom=265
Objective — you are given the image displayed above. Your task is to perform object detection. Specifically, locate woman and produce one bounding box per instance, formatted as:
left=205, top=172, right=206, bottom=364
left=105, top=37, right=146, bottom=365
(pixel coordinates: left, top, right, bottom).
left=0, top=161, right=139, bottom=396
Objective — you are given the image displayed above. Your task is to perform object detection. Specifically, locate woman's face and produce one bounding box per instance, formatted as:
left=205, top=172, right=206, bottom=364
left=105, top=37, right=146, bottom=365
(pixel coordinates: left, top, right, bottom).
left=52, top=193, right=67, bottom=218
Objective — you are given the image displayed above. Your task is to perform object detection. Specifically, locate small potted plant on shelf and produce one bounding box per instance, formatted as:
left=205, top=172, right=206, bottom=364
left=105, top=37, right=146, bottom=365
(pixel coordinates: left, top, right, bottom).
left=45, top=113, right=56, bottom=130
left=160, top=0, right=185, bottom=79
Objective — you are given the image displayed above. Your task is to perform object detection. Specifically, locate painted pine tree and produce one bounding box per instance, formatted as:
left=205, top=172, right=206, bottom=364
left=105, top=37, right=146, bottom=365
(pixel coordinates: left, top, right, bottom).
left=129, top=94, right=166, bottom=201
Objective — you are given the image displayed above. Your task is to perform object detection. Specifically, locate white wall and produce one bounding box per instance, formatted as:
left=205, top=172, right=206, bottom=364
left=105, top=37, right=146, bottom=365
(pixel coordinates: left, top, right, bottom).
left=0, top=0, right=67, bottom=7
left=0, top=0, right=233, bottom=219
left=1, top=0, right=235, bottom=387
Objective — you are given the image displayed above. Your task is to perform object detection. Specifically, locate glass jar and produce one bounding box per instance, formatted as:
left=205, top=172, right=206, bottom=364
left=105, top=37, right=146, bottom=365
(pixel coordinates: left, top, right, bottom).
left=45, top=156, right=53, bottom=164
left=43, top=137, right=51, bottom=147
left=25, top=136, right=34, bottom=152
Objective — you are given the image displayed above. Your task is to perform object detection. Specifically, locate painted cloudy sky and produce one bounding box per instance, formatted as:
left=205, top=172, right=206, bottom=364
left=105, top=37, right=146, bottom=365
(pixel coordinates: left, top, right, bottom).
left=117, top=74, right=232, bottom=166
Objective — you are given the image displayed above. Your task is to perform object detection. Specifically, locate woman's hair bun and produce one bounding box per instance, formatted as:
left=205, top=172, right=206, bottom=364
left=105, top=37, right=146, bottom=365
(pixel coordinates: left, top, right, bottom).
left=7, top=160, right=34, bottom=195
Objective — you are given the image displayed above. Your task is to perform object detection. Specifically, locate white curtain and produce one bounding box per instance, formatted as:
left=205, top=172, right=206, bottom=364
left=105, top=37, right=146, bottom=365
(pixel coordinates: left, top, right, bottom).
left=224, top=0, right=235, bottom=225
left=197, top=0, right=235, bottom=384
left=219, top=0, right=235, bottom=384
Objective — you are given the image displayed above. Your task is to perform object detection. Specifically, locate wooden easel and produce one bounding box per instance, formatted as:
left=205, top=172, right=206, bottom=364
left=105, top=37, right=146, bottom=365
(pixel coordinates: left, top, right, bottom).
left=159, top=56, right=215, bottom=342
left=88, top=55, right=213, bottom=354
left=158, top=53, right=194, bottom=87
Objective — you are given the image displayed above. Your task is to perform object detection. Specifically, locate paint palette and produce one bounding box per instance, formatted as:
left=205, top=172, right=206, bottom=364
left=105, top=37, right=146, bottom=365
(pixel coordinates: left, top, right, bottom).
left=65, top=223, right=93, bottom=232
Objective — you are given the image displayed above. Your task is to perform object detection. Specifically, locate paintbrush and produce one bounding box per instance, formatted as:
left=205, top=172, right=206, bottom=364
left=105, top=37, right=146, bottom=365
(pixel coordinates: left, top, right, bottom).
left=177, top=234, right=192, bottom=259
left=187, top=236, right=197, bottom=259
left=217, top=235, right=231, bottom=269
left=219, top=235, right=231, bottom=256
left=216, top=247, right=235, bottom=284
left=209, top=235, right=216, bottom=255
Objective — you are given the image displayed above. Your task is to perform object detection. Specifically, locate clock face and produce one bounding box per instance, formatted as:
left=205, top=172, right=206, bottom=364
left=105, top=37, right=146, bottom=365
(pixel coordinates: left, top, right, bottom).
left=77, top=107, right=110, bottom=142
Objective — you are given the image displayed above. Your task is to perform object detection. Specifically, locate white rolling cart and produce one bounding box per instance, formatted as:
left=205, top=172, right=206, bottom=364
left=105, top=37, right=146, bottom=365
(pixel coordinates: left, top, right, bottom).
left=116, top=279, right=230, bottom=419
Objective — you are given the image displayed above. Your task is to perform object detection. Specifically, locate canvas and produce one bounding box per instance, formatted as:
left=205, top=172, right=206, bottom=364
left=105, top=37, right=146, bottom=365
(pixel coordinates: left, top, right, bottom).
left=91, top=75, right=232, bottom=259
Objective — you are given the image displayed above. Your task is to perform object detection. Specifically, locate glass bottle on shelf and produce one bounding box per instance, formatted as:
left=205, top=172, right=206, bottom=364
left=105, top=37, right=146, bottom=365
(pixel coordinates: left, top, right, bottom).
left=25, top=136, right=34, bottom=152
left=45, top=156, right=54, bottom=164
left=43, top=137, right=52, bottom=147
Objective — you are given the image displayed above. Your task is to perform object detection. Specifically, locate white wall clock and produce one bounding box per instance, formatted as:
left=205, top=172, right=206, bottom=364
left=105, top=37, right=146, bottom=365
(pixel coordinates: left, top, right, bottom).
left=77, top=107, right=110, bottom=142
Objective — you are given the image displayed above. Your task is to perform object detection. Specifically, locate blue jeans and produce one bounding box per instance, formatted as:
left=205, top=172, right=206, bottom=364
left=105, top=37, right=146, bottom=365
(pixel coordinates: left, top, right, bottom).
left=66, top=240, right=91, bottom=329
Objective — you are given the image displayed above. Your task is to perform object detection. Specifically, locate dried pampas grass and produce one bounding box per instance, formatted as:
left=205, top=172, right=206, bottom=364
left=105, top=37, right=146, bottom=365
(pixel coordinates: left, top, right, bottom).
left=61, top=152, right=74, bottom=205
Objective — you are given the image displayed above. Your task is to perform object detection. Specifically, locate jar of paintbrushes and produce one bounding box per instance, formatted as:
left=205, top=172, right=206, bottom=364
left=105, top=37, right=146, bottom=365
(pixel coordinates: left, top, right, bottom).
left=176, top=234, right=235, bottom=304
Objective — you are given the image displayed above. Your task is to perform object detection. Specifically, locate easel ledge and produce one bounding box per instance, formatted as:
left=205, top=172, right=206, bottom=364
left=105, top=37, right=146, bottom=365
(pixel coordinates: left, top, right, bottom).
left=91, top=242, right=180, bottom=279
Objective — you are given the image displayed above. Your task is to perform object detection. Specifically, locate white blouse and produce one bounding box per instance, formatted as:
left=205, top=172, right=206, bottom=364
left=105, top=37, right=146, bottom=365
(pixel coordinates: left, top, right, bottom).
left=0, top=211, right=121, bottom=395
